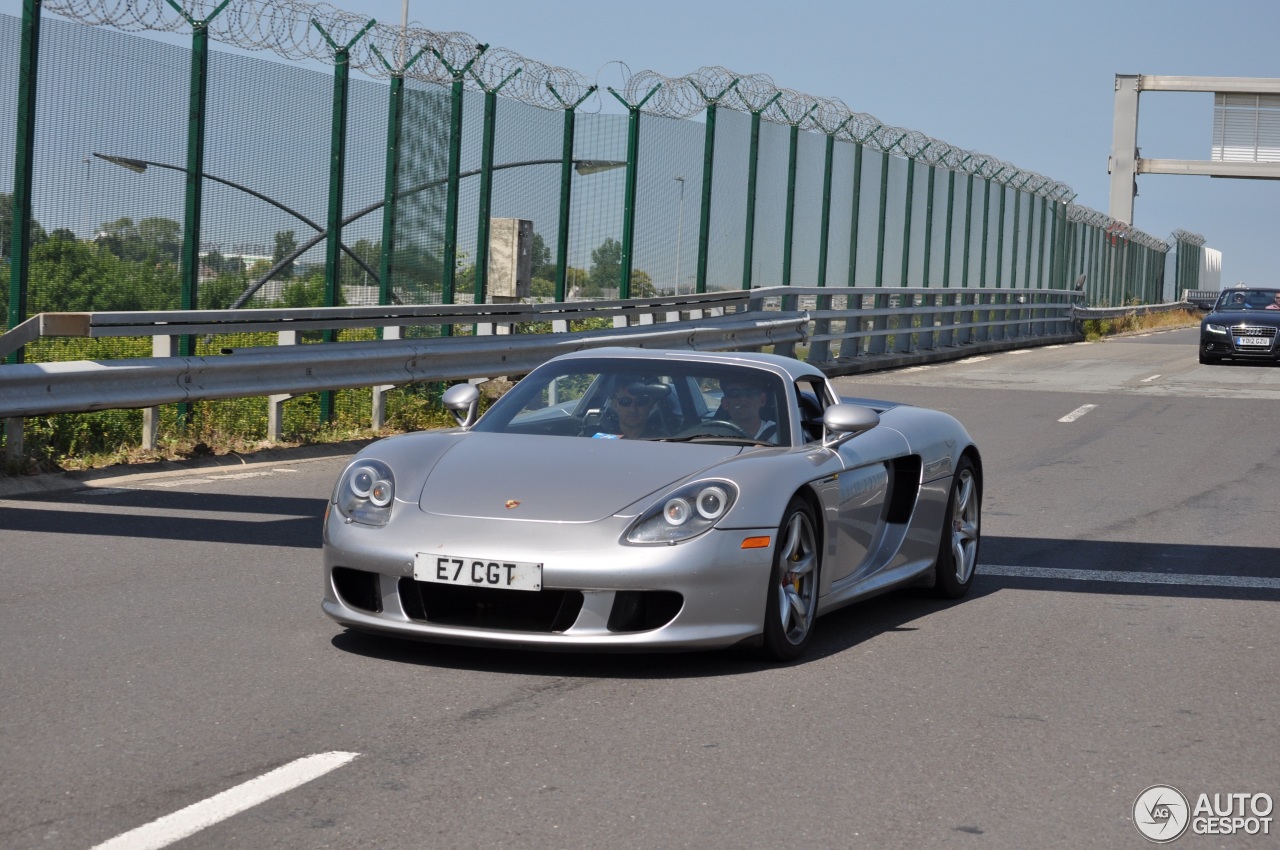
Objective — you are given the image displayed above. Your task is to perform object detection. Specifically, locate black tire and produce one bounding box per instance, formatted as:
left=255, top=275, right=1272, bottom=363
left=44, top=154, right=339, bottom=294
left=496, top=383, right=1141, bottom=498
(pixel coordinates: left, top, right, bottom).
left=760, top=497, right=820, bottom=661
left=933, top=456, right=981, bottom=599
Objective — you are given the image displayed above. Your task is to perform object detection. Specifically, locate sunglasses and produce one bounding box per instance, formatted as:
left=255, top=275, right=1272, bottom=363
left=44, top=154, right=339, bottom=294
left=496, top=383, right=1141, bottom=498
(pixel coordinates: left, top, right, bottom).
left=614, top=395, right=653, bottom=408
left=723, top=387, right=762, bottom=399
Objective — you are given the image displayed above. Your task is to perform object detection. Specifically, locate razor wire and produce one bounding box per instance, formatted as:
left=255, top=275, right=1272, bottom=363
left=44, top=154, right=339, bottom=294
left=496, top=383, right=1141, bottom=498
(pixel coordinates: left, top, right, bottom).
left=1066, top=205, right=1173, bottom=252
left=39, top=0, right=1089, bottom=210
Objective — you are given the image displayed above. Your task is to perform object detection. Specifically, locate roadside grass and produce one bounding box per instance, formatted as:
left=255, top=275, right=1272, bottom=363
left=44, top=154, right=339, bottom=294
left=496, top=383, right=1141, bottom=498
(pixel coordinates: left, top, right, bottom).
left=1080, top=308, right=1200, bottom=342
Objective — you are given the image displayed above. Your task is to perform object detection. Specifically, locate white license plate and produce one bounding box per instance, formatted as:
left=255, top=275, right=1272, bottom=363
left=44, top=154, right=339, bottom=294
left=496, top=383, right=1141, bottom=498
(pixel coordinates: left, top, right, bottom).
left=1235, top=336, right=1270, bottom=347
left=415, top=554, right=543, bottom=591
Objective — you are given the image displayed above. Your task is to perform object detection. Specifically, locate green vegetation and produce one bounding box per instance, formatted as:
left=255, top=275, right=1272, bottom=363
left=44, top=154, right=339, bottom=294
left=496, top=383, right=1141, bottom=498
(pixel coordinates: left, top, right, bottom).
left=1080, top=308, right=1199, bottom=341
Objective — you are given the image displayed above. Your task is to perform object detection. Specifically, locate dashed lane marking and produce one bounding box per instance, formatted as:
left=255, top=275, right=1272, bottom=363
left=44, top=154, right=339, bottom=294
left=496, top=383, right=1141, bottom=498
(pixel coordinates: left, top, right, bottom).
left=1057, top=404, right=1097, bottom=423
left=90, top=751, right=359, bottom=850
left=981, top=564, right=1280, bottom=591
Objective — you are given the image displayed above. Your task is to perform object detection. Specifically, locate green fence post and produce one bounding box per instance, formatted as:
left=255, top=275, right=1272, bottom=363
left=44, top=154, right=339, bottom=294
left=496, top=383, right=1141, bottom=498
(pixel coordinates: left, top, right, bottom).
left=313, top=17, right=375, bottom=423
left=548, top=84, right=596, bottom=303
left=371, top=44, right=428, bottom=311
left=690, top=79, right=737, bottom=294
left=158, top=0, right=230, bottom=433
left=777, top=103, right=815, bottom=292
left=809, top=116, right=848, bottom=363
left=741, top=92, right=781, bottom=291
left=469, top=67, right=522, bottom=307
left=608, top=85, right=660, bottom=299
left=431, top=44, right=487, bottom=311
left=4, top=0, right=39, bottom=460
left=817, top=117, right=850, bottom=290
left=900, top=156, right=915, bottom=289
left=166, top=0, right=232, bottom=319
left=872, top=142, right=899, bottom=356
left=7, top=0, right=41, bottom=369
left=845, top=139, right=867, bottom=289
left=962, top=173, right=975, bottom=290
left=1009, top=186, right=1022, bottom=289
left=922, top=161, right=936, bottom=288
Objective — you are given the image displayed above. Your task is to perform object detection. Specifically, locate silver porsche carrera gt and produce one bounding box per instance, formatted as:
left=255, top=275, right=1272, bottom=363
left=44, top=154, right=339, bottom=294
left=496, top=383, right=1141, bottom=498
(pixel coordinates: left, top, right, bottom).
left=322, top=347, right=982, bottom=661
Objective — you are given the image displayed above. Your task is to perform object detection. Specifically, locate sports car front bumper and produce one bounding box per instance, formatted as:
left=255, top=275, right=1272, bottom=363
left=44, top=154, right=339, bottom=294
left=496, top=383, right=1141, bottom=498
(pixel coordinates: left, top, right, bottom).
left=322, top=510, right=778, bottom=651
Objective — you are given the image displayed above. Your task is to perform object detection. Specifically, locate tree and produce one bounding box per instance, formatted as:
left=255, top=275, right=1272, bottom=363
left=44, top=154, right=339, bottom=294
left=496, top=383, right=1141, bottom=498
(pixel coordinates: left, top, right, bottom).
left=94, top=216, right=181, bottom=265
left=529, top=231, right=555, bottom=280
left=585, top=237, right=623, bottom=298
left=629, top=269, right=656, bottom=298
left=137, top=217, right=181, bottom=264
left=1, top=191, right=48, bottom=258
left=272, top=230, right=298, bottom=279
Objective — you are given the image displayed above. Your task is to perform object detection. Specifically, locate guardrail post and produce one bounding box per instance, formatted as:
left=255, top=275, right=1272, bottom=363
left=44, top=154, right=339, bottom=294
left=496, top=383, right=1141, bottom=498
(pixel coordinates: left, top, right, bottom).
left=938, top=291, right=956, bottom=347
left=370, top=325, right=401, bottom=430
left=142, top=334, right=180, bottom=450
left=267, top=330, right=298, bottom=442
left=4, top=419, right=22, bottom=464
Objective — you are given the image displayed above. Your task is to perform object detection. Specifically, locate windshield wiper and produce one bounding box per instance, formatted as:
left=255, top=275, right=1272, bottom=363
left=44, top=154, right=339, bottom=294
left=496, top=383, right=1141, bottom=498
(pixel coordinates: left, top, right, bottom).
left=658, top=434, right=773, bottom=446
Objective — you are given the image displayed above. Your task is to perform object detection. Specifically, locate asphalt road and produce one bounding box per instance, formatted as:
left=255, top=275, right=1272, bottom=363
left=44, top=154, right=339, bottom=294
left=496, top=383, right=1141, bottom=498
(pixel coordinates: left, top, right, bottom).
left=2, top=327, right=1277, bottom=850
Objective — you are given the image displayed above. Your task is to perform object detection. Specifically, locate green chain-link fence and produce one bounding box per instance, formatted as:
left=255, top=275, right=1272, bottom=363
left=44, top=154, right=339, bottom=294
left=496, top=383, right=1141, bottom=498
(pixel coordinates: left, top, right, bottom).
left=2, top=0, right=1204, bottom=463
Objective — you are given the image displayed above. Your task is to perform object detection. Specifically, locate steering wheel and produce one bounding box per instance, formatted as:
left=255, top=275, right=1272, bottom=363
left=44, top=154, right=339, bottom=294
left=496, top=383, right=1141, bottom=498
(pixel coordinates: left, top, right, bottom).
left=670, top=420, right=749, bottom=439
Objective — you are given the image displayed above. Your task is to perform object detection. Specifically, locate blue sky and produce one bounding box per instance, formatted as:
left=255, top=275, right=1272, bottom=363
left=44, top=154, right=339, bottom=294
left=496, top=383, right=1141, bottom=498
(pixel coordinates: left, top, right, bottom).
left=6, top=0, right=1277, bottom=287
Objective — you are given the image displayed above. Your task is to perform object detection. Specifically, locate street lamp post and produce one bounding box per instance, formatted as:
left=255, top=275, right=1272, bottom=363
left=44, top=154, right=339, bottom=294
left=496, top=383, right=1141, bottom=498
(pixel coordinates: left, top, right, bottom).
left=674, top=175, right=685, bottom=295
left=233, top=158, right=625, bottom=309
left=95, top=153, right=381, bottom=285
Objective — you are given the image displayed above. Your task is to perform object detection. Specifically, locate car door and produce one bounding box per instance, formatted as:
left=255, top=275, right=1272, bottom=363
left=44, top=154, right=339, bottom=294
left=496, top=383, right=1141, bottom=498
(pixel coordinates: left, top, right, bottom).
left=793, top=377, right=910, bottom=588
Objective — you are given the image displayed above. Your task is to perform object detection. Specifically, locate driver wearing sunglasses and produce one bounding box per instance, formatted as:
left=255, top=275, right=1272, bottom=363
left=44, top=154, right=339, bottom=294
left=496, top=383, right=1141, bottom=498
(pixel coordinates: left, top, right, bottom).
left=611, top=383, right=660, bottom=439
left=719, top=376, right=777, bottom=442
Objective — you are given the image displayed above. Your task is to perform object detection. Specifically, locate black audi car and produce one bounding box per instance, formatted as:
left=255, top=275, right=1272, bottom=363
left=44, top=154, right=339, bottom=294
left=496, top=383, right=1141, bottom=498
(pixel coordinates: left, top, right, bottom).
left=1199, top=287, right=1280, bottom=364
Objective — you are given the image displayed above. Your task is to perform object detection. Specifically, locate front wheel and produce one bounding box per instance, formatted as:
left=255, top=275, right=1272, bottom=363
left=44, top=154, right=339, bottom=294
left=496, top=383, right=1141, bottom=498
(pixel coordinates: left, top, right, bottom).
left=933, top=457, right=981, bottom=598
left=760, top=498, right=820, bottom=661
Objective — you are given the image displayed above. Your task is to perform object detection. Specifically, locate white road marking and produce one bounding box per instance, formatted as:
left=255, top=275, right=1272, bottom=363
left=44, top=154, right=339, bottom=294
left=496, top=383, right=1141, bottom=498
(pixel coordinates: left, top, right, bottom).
left=139, top=469, right=297, bottom=488
left=980, top=564, right=1280, bottom=591
left=1141, top=374, right=1161, bottom=382
left=89, top=751, right=359, bottom=850
left=1057, top=404, right=1097, bottom=423
left=958, top=356, right=990, bottom=363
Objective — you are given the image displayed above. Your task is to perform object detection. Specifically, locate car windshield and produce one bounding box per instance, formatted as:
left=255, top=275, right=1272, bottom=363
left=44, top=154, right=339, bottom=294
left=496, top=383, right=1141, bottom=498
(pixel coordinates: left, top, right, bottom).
left=1216, top=289, right=1280, bottom=311
left=471, top=357, right=792, bottom=446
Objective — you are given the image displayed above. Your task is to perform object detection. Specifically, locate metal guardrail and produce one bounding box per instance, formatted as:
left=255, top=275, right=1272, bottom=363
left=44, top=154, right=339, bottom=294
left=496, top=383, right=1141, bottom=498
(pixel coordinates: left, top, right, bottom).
left=0, top=290, right=756, bottom=360
left=0, top=285, right=1090, bottom=458
left=0, top=311, right=808, bottom=419
left=1070, top=300, right=1195, bottom=321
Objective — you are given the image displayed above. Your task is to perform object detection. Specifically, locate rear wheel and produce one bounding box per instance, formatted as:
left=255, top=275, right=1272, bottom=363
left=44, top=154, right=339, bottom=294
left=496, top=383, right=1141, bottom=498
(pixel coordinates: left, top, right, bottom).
left=760, top=498, right=820, bottom=661
left=933, top=457, right=980, bottom=599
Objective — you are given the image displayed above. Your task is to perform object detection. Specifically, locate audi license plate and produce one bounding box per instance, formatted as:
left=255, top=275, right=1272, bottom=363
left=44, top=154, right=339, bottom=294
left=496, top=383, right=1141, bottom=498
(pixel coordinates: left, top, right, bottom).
left=1235, top=336, right=1270, bottom=347
left=415, top=554, right=543, bottom=591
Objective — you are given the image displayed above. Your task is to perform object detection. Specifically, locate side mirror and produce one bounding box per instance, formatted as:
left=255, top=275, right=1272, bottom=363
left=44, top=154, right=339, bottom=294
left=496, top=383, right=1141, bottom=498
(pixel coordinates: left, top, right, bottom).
left=442, top=383, right=481, bottom=428
left=821, top=403, right=879, bottom=449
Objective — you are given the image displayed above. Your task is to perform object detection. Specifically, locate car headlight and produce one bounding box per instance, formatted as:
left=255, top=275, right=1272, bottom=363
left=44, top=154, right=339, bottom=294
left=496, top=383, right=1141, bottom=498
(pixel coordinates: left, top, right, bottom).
left=625, top=480, right=738, bottom=545
left=335, top=459, right=395, bottom=526
left=1205, top=323, right=1227, bottom=335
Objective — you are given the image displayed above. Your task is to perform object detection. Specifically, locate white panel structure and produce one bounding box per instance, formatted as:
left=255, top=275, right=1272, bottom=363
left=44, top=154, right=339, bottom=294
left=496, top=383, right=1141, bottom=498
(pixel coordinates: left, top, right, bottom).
left=1212, top=94, right=1280, bottom=163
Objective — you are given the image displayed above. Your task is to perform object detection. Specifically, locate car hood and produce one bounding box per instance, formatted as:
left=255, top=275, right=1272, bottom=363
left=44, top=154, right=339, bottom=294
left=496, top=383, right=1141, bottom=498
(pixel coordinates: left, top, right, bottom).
left=417, top=433, right=740, bottom=523
left=1204, top=310, right=1280, bottom=327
